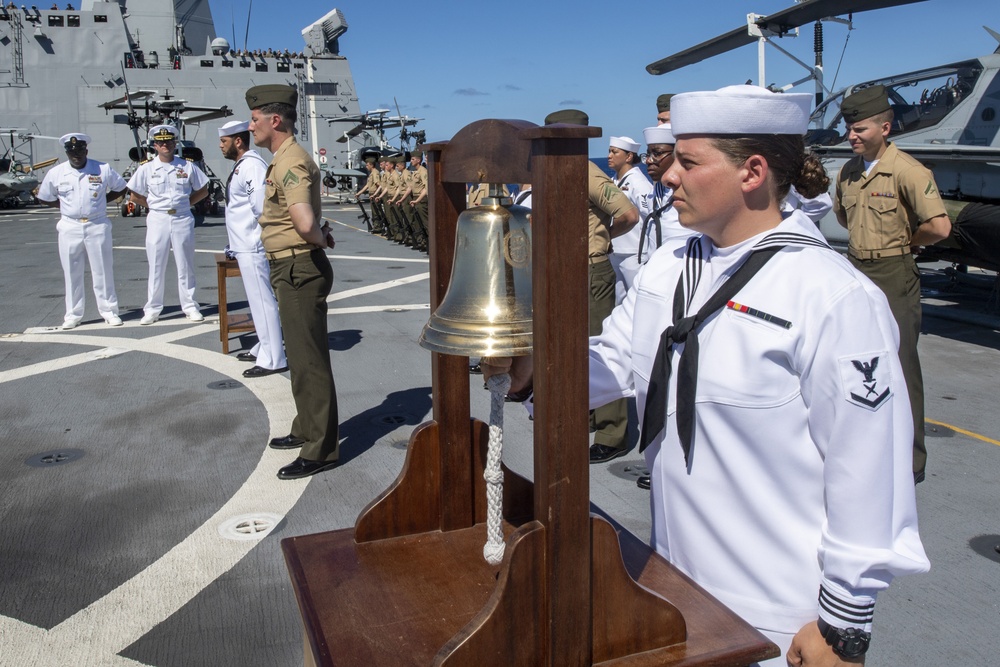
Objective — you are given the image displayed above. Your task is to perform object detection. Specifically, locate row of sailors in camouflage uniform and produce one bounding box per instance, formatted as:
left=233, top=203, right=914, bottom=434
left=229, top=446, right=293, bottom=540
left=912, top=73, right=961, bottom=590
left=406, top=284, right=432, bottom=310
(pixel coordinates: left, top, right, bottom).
left=355, top=151, right=429, bottom=251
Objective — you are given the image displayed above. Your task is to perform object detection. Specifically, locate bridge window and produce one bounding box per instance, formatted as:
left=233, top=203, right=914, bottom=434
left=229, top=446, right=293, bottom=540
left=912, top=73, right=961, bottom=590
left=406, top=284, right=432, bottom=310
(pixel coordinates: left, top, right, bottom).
left=304, top=82, right=338, bottom=96
left=94, top=14, right=107, bottom=22
left=200, top=60, right=214, bottom=68
left=255, top=62, right=267, bottom=72
left=48, top=15, right=64, bottom=27
left=67, top=14, right=79, bottom=26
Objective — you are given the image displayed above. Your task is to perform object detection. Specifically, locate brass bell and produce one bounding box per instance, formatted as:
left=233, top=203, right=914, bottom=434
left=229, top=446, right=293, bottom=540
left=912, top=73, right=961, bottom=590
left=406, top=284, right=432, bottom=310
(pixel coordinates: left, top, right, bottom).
left=419, top=184, right=532, bottom=357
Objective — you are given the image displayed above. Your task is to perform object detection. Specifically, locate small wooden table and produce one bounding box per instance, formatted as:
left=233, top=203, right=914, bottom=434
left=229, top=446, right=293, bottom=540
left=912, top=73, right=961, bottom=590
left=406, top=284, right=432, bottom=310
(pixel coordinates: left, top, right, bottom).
left=214, top=253, right=255, bottom=354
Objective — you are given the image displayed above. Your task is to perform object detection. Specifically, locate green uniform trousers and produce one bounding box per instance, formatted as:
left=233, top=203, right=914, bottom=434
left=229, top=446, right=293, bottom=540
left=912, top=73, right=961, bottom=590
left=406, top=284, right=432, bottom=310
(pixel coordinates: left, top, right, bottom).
left=850, top=253, right=925, bottom=479
left=269, top=248, right=340, bottom=463
left=589, top=258, right=628, bottom=449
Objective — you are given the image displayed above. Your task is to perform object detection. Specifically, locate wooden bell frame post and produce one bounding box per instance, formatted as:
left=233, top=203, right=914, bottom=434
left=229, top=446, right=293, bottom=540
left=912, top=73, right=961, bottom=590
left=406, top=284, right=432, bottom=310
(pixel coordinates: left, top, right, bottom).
left=281, top=120, right=778, bottom=666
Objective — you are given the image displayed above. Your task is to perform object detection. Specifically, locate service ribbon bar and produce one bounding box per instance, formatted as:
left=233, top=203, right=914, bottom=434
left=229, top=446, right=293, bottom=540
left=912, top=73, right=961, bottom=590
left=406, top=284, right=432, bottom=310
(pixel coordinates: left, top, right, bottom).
left=726, top=300, right=793, bottom=329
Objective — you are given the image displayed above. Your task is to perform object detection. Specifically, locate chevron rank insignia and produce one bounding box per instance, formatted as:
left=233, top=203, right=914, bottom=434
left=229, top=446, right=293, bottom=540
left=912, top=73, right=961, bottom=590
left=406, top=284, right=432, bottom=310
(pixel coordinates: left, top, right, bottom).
left=838, top=352, right=893, bottom=411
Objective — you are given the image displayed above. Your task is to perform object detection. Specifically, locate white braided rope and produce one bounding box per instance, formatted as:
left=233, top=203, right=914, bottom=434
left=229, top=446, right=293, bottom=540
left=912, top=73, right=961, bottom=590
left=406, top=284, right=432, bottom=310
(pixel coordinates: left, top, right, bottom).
left=483, top=372, right=511, bottom=565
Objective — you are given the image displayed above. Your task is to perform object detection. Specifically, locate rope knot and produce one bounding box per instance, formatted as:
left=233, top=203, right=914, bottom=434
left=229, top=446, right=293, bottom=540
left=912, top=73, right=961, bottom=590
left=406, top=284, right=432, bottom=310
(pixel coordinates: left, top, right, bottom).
left=667, top=315, right=697, bottom=344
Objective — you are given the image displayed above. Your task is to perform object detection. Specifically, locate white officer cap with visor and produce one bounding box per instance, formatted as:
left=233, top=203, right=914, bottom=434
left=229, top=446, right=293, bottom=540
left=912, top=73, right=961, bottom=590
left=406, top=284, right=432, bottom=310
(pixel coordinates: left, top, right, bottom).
left=149, top=124, right=180, bottom=142
left=670, top=85, right=811, bottom=136
left=60, top=133, right=90, bottom=149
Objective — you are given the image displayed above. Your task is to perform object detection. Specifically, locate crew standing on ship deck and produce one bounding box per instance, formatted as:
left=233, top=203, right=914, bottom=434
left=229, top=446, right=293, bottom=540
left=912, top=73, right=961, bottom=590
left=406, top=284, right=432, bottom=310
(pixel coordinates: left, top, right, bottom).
left=127, top=124, right=209, bottom=325
left=218, top=119, right=288, bottom=378
left=246, top=83, right=340, bottom=480
left=37, top=133, right=127, bottom=329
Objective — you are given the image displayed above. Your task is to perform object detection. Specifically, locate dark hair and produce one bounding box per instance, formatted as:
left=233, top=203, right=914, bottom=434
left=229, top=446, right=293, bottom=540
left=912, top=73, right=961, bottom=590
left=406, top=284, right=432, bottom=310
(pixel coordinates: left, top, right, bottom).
left=257, top=101, right=297, bottom=127
left=624, top=151, right=640, bottom=166
left=711, top=134, right=830, bottom=200
left=233, top=131, right=251, bottom=147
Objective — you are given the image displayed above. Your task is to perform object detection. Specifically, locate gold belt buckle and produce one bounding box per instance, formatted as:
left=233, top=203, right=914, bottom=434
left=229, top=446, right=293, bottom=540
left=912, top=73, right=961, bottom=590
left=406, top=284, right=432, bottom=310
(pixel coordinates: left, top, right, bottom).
left=167, top=208, right=176, bottom=214
left=79, top=217, right=88, bottom=223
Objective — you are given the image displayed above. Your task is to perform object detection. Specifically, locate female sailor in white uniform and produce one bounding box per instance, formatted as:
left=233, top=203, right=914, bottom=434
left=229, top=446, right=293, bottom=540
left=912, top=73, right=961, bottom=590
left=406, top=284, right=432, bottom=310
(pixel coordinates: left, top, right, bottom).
left=588, top=85, right=929, bottom=665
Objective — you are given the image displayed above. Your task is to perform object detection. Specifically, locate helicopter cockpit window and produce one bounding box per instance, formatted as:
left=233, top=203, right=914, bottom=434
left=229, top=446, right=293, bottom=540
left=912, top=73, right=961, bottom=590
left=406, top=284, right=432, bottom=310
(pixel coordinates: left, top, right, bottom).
left=810, top=60, right=983, bottom=143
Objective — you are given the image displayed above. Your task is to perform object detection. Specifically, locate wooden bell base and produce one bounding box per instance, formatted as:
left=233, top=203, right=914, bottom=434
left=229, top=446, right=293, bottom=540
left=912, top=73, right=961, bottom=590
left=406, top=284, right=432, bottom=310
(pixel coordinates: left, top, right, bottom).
left=281, top=419, right=778, bottom=666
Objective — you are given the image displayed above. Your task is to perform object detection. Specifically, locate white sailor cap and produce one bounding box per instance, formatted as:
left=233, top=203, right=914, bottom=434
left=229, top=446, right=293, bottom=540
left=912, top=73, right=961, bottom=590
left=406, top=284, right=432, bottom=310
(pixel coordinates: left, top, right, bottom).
left=60, top=133, right=91, bottom=149
left=609, top=136, right=640, bottom=153
left=218, top=120, right=250, bottom=137
left=149, top=124, right=180, bottom=142
left=643, top=124, right=675, bottom=146
left=671, top=85, right=811, bottom=136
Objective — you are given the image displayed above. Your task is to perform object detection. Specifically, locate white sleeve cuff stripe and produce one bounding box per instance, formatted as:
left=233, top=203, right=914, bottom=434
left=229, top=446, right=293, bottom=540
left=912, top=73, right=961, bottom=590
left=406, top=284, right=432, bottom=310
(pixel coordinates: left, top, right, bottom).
left=819, top=587, right=875, bottom=631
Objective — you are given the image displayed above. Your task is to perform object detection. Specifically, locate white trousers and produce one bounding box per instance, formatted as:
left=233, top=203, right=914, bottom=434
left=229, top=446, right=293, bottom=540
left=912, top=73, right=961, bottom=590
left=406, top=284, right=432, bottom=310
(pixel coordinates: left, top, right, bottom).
left=235, top=251, right=286, bottom=370
left=57, top=217, right=118, bottom=321
left=144, top=210, right=198, bottom=317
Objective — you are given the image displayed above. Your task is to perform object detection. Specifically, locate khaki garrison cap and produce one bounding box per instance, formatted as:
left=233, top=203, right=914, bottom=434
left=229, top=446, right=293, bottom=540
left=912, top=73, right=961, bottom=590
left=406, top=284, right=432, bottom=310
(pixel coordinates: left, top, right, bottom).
left=544, top=109, right=589, bottom=126
left=841, top=85, right=891, bottom=124
left=656, top=94, right=674, bottom=112
left=245, top=84, right=298, bottom=110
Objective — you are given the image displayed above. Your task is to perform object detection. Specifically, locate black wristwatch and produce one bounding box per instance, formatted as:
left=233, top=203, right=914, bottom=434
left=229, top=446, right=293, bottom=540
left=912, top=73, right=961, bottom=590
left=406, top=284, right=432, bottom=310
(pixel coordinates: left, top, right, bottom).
left=817, top=618, right=871, bottom=659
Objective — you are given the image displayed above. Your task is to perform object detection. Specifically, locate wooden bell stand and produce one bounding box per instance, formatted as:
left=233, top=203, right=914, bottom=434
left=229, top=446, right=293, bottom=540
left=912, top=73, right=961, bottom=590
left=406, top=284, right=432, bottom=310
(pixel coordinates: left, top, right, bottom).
left=280, top=120, right=779, bottom=666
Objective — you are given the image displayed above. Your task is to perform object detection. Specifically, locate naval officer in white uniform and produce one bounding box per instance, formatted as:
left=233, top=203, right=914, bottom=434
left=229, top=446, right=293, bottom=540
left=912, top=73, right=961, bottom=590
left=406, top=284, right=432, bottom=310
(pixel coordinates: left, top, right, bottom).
left=218, top=120, right=288, bottom=378
left=589, top=86, right=929, bottom=665
left=37, top=133, right=128, bottom=328
left=126, top=124, right=209, bottom=324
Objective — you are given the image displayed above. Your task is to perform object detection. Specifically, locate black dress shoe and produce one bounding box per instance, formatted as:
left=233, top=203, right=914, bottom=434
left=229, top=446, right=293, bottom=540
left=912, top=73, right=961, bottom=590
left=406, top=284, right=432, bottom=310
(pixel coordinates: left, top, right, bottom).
left=269, top=434, right=305, bottom=449
left=636, top=475, right=651, bottom=490
left=277, top=457, right=339, bottom=480
left=236, top=352, right=256, bottom=362
left=243, top=365, right=288, bottom=378
left=589, top=443, right=627, bottom=464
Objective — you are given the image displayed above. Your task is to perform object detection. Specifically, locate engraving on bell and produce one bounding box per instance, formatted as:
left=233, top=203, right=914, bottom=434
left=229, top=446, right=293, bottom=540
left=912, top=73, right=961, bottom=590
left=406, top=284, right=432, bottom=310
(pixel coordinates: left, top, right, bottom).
left=504, top=229, right=530, bottom=268
left=419, top=199, right=533, bottom=358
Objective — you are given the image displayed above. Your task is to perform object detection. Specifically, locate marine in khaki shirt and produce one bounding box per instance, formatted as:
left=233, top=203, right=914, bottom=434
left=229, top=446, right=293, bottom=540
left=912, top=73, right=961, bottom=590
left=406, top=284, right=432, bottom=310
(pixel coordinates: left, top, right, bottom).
left=834, top=142, right=948, bottom=258
left=259, top=136, right=324, bottom=253
left=831, top=84, right=950, bottom=483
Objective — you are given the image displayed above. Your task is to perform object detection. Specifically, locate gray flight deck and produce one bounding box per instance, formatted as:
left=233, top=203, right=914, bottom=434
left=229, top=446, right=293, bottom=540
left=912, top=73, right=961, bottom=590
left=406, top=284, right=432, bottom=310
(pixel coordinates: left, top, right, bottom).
left=0, top=202, right=998, bottom=666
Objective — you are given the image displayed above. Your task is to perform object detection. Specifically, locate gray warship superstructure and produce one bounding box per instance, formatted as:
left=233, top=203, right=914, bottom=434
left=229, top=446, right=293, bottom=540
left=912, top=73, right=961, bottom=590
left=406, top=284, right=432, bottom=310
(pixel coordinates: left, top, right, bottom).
left=0, top=0, right=362, bottom=180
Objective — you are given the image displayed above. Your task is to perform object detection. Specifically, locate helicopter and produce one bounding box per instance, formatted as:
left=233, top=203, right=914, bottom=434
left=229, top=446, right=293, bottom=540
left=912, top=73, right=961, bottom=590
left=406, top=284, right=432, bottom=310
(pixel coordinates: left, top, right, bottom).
left=0, top=129, right=59, bottom=208
left=646, top=0, right=1000, bottom=275
left=323, top=104, right=425, bottom=195
left=98, top=85, right=233, bottom=218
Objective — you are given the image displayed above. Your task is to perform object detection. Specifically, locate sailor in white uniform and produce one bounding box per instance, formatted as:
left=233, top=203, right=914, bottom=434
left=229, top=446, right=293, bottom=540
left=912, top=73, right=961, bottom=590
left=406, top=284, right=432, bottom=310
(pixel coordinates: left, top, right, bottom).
left=607, top=135, right=653, bottom=302
left=615, top=125, right=694, bottom=297
left=588, top=86, right=929, bottom=665
left=37, top=133, right=127, bottom=328
left=218, top=120, right=287, bottom=377
left=126, top=124, right=209, bottom=324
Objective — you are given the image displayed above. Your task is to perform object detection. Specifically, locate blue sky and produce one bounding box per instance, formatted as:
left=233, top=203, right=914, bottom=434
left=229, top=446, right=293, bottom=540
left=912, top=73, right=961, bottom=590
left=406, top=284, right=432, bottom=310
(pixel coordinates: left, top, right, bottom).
left=207, top=0, right=998, bottom=151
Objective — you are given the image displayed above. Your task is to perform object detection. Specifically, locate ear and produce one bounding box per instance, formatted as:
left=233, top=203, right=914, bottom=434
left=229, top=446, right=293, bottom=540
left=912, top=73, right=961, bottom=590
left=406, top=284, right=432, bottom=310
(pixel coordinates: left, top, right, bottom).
left=880, top=120, right=892, bottom=139
left=740, top=154, right=769, bottom=194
